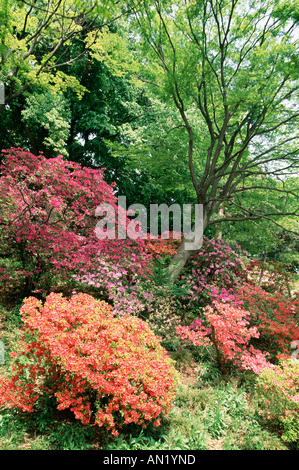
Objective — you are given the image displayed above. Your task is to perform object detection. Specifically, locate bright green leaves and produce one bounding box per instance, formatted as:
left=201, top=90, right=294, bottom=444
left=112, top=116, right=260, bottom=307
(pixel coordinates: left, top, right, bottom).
left=21, top=91, right=71, bottom=157
left=0, top=0, right=117, bottom=106
left=86, top=25, right=140, bottom=81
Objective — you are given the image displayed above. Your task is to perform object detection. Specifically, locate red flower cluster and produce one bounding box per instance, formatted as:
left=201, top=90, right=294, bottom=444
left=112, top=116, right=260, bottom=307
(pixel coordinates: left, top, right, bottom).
left=235, top=283, right=299, bottom=360
left=145, top=232, right=182, bottom=257
left=0, top=293, right=178, bottom=435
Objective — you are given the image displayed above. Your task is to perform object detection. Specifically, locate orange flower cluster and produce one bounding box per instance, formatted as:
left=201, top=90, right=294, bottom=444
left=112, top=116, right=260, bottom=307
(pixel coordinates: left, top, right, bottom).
left=0, top=293, right=178, bottom=435
left=145, top=232, right=182, bottom=257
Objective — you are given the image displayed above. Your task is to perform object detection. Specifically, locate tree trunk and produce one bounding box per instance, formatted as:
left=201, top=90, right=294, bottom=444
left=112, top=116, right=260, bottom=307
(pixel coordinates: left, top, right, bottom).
left=258, top=251, right=267, bottom=288
left=166, top=241, right=198, bottom=284
left=215, top=206, right=224, bottom=240
left=165, top=209, right=208, bottom=284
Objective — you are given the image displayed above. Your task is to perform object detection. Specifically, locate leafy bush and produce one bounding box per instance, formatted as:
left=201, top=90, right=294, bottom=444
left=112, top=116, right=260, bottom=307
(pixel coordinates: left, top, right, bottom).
left=0, top=293, right=178, bottom=436
left=256, top=359, right=299, bottom=445
left=146, top=292, right=182, bottom=348
left=235, top=283, right=299, bottom=361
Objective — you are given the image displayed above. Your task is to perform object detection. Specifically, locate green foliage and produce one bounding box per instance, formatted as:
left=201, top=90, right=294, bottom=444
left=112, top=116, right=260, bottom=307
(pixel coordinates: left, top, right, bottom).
left=256, top=359, right=299, bottom=446
left=47, top=422, right=95, bottom=450
left=21, top=91, right=71, bottom=157
left=126, top=0, right=298, bottom=251
left=203, top=383, right=248, bottom=438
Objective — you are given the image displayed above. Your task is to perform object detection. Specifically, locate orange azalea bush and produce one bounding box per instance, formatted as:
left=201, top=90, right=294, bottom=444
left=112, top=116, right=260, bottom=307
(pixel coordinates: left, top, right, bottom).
left=0, top=293, right=178, bottom=435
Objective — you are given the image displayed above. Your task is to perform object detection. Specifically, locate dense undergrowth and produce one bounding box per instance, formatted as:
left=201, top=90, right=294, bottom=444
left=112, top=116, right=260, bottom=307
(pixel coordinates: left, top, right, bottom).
left=0, top=148, right=298, bottom=451
left=0, top=292, right=297, bottom=451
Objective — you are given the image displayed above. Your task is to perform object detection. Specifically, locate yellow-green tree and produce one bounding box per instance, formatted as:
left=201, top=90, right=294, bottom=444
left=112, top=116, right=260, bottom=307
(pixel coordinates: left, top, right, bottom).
left=0, top=0, right=130, bottom=113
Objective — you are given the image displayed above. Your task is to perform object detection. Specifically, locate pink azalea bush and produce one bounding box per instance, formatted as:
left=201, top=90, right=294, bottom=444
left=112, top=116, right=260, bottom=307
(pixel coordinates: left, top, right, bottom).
left=177, top=236, right=248, bottom=310
left=177, top=300, right=271, bottom=375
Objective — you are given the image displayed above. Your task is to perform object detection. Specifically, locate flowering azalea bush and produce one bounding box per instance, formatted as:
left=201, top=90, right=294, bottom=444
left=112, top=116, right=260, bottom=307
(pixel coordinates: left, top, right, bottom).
left=0, top=293, right=178, bottom=435
left=145, top=231, right=182, bottom=258
left=176, top=236, right=248, bottom=310
left=0, top=147, right=154, bottom=300
left=177, top=300, right=271, bottom=375
left=0, top=147, right=117, bottom=295
left=256, top=359, right=299, bottom=445
left=75, top=240, right=155, bottom=317
left=234, top=283, right=299, bottom=361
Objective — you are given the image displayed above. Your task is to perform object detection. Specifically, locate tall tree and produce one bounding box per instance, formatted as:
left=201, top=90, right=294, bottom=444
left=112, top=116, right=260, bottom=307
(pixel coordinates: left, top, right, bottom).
left=129, top=0, right=298, bottom=280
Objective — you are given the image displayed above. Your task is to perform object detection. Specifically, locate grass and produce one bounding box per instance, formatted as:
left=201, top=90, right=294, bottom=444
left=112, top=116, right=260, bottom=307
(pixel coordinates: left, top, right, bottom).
left=0, top=299, right=291, bottom=451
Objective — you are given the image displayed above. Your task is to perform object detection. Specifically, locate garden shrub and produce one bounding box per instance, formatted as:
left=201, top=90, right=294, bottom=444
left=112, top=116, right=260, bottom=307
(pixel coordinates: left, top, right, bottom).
left=177, top=300, right=271, bottom=375
left=74, top=242, right=154, bottom=317
left=146, top=292, right=182, bottom=347
left=176, top=236, right=248, bottom=310
left=235, top=283, right=299, bottom=361
left=0, top=147, right=154, bottom=300
left=246, top=258, right=296, bottom=296
left=0, top=293, right=178, bottom=436
left=256, top=359, right=299, bottom=445
left=0, top=147, right=117, bottom=296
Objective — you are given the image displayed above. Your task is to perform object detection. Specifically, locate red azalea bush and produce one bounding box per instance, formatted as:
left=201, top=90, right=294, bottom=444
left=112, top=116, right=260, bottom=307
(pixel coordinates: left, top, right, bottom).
left=145, top=231, right=182, bottom=258
left=177, top=300, right=271, bottom=375
left=0, top=147, right=154, bottom=300
left=256, top=359, right=299, bottom=445
left=0, top=293, right=178, bottom=435
left=234, top=283, right=299, bottom=361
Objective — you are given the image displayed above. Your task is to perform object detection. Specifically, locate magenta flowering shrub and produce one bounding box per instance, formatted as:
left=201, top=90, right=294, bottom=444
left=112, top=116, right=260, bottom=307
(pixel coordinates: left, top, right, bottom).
left=0, top=148, right=114, bottom=295
left=0, top=148, right=154, bottom=298
left=177, top=236, right=248, bottom=309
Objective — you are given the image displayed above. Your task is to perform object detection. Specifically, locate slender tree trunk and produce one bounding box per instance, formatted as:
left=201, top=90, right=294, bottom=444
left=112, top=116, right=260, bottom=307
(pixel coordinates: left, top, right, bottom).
left=258, top=251, right=267, bottom=287
left=211, top=325, right=227, bottom=375
left=166, top=208, right=208, bottom=284
left=215, top=206, right=224, bottom=240
left=166, top=241, right=198, bottom=284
